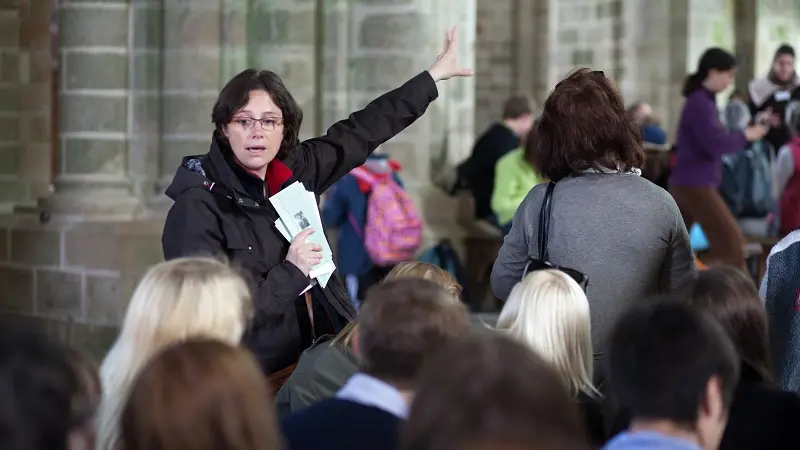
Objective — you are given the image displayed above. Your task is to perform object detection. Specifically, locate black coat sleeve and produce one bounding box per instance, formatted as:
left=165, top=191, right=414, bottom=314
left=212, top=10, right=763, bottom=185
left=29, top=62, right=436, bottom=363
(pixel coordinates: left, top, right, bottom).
left=162, top=193, right=310, bottom=327
left=291, top=71, right=439, bottom=194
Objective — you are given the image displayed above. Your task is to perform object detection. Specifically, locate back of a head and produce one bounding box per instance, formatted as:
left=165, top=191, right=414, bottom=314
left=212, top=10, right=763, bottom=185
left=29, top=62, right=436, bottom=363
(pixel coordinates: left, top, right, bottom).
left=118, top=257, right=252, bottom=347
left=121, top=339, right=280, bottom=450
left=607, top=299, right=739, bottom=426
left=502, top=94, right=533, bottom=120
left=98, top=257, right=253, bottom=450
left=0, top=322, right=79, bottom=450
left=679, top=266, right=773, bottom=382
left=496, top=270, right=595, bottom=397
left=358, top=278, right=470, bottom=385
left=403, top=332, right=589, bottom=450
left=533, top=68, right=643, bottom=181
left=384, top=261, right=463, bottom=300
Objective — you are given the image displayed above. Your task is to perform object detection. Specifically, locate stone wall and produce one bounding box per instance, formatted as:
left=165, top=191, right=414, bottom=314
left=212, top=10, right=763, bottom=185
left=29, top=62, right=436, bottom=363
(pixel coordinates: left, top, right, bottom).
left=0, top=0, right=477, bottom=359
left=3, top=0, right=800, bottom=359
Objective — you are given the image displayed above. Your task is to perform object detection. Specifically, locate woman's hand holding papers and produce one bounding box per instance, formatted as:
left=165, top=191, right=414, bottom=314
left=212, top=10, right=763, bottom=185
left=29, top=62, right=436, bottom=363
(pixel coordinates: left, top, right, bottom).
left=285, top=228, right=323, bottom=277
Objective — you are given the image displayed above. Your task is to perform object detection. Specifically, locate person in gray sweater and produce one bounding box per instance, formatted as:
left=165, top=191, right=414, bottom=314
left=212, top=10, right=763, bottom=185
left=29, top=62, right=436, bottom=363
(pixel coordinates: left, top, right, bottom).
left=491, top=69, right=696, bottom=372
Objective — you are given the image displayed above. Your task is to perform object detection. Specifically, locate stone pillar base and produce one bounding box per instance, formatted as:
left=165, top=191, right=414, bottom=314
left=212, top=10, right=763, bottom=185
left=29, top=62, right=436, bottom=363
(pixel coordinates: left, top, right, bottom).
left=37, top=177, right=143, bottom=220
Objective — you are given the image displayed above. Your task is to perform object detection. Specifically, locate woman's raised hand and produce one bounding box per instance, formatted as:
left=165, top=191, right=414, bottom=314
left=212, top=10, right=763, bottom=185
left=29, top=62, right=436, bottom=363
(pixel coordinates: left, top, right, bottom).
left=427, top=27, right=475, bottom=82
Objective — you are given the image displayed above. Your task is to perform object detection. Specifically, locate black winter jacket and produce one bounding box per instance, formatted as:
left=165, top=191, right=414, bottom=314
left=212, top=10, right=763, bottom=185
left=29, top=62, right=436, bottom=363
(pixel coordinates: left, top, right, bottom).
left=161, top=72, right=439, bottom=373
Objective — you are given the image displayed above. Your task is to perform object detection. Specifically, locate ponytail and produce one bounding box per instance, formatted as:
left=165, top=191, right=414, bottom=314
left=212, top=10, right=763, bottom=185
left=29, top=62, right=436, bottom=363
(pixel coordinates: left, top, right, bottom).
left=682, top=72, right=703, bottom=97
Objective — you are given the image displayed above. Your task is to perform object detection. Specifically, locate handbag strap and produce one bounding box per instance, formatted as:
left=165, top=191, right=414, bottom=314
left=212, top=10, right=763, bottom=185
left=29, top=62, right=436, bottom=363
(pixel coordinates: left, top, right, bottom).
left=537, top=181, right=557, bottom=261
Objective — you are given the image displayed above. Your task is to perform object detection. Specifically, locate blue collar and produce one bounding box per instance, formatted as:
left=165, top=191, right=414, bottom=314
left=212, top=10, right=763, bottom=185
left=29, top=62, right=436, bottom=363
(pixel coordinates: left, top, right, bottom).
left=336, top=373, right=409, bottom=419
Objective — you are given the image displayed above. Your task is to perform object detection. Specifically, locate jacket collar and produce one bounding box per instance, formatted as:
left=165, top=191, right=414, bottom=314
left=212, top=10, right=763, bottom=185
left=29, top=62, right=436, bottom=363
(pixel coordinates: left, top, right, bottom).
left=207, top=131, right=294, bottom=203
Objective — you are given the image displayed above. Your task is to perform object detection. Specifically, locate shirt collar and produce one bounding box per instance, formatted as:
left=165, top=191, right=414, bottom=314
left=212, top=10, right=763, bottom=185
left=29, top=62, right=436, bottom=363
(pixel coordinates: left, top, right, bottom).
left=335, top=373, right=409, bottom=419
left=605, top=431, right=703, bottom=450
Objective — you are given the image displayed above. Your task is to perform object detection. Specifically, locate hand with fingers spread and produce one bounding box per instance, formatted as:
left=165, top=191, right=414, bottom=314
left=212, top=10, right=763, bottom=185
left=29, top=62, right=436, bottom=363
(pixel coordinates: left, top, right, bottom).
left=427, top=27, right=475, bottom=82
left=285, top=228, right=322, bottom=277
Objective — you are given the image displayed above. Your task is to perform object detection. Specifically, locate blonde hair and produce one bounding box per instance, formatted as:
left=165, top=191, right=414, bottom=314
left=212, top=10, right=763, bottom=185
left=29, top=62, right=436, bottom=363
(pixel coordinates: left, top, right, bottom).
left=496, top=270, right=597, bottom=397
left=96, top=257, right=252, bottom=450
left=334, top=262, right=462, bottom=347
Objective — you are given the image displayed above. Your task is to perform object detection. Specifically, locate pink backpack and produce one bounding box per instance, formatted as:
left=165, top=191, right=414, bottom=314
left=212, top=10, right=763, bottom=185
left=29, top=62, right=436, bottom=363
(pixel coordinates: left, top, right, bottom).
left=348, top=167, right=423, bottom=266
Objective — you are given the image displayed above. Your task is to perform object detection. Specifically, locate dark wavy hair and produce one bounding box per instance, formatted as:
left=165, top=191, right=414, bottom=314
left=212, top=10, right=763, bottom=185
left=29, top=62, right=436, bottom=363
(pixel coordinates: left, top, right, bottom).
left=211, top=69, right=303, bottom=160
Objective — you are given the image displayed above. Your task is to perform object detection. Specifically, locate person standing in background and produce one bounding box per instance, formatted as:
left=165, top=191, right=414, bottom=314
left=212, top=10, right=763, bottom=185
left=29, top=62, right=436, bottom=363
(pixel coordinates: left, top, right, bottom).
left=322, top=150, right=406, bottom=307
left=670, top=48, right=768, bottom=268
left=491, top=122, right=544, bottom=235
left=749, top=44, right=800, bottom=151
left=462, top=95, right=535, bottom=227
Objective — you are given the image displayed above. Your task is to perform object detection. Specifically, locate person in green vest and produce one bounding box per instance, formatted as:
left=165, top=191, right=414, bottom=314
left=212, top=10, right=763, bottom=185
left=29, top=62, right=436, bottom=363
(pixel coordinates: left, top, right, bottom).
left=491, top=123, right=545, bottom=235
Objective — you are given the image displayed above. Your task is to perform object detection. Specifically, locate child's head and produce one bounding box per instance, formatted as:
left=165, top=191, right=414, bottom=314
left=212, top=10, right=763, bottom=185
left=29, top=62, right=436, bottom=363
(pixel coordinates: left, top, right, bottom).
left=334, top=262, right=463, bottom=349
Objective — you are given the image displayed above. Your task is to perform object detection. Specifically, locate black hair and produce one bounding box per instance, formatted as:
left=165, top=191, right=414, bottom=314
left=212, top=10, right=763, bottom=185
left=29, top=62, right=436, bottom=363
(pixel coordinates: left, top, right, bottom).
left=682, top=47, right=737, bottom=97
left=211, top=69, right=303, bottom=159
left=607, top=298, right=740, bottom=427
left=775, top=44, right=795, bottom=60
left=0, top=322, right=80, bottom=450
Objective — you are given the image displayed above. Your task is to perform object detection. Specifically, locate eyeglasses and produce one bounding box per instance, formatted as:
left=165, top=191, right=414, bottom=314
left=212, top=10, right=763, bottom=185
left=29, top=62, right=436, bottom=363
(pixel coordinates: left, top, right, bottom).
left=231, top=118, right=283, bottom=132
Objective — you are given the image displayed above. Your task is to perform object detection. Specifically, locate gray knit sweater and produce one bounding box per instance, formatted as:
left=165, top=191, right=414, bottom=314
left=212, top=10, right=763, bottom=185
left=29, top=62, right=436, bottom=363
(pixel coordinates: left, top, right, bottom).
left=491, top=173, right=696, bottom=361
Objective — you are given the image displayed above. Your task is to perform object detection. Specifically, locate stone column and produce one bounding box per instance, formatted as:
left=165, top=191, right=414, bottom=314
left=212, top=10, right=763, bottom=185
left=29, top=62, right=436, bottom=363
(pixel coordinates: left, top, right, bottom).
left=151, top=1, right=223, bottom=207
left=39, top=0, right=140, bottom=218
left=0, top=0, right=54, bottom=212
left=345, top=0, right=476, bottom=243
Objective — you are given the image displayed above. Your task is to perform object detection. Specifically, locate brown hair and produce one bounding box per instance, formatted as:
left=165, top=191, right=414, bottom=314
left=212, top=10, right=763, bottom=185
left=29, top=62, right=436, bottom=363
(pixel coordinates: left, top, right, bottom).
left=522, top=119, right=540, bottom=168
left=533, top=69, right=643, bottom=181
left=679, top=266, right=774, bottom=383
left=358, top=278, right=470, bottom=386
left=502, top=94, right=533, bottom=120
left=334, top=261, right=464, bottom=348
left=120, top=339, right=281, bottom=450
left=402, top=332, right=589, bottom=450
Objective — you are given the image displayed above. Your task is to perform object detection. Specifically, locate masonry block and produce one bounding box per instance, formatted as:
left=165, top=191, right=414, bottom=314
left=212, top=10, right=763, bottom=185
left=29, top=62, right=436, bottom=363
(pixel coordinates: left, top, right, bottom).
left=36, top=269, right=82, bottom=319
left=59, top=7, right=129, bottom=49
left=358, top=13, right=424, bottom=51
left=162, top=51, right=221, bottom=91
left=59, top=95, right=128, bottom=133
left=162, top=94, right=217, bottom=135
left=0, top=265, right=33, bottom=313
left=10, top=229, right=60, bottom=266
left=64, top=225, right=120, bottom=270
left=0, top=13, right=19, bottom=47
left=0, top=145, right=19, bottom=174
left=85, top=274, right=124, bottom=325
left=64, top=138, right=126, bottom=176
left=64, top=53, right=129, bottom=90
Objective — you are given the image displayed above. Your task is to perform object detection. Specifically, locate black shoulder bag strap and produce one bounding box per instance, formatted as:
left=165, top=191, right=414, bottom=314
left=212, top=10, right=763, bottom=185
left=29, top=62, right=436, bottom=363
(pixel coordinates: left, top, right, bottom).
left=537, top=181, right=557, bottom=261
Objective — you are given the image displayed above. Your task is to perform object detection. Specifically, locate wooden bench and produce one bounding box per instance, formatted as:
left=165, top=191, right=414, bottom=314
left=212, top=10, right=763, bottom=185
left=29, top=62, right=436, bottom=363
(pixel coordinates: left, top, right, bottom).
left=463, top=221, right=504, bottom=312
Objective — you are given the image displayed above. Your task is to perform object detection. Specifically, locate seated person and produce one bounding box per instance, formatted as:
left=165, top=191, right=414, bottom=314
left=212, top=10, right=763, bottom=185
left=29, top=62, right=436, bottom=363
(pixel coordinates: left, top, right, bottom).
left=604, top=300, right=739, bottom=450
left=403, top=332, right=592, bottom=450
left=274, top=261, right=462, bottom=416
left=322, top=150, right=405, bottom=306
left=495, top=269, right=605, bottom=446
left=279, top=278, right=470, bottom=450
left=491, top=122, right=544, bottom=235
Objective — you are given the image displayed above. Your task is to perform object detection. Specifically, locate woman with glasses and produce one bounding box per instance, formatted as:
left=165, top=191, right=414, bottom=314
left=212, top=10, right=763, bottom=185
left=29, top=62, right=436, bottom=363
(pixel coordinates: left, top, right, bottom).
left=491, top=69, right=696, bottom=378
left=160, top=28, right=473, bottom=381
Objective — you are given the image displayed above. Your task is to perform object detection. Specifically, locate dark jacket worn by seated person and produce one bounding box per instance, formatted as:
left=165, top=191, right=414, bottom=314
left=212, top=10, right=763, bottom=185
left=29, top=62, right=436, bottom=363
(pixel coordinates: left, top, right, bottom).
left=161, top=72, right=439, bottom=374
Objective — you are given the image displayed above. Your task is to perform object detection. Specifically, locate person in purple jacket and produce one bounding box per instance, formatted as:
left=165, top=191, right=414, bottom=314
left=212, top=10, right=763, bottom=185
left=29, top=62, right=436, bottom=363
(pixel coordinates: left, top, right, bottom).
left=670, top=48, right=768, bottom=268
